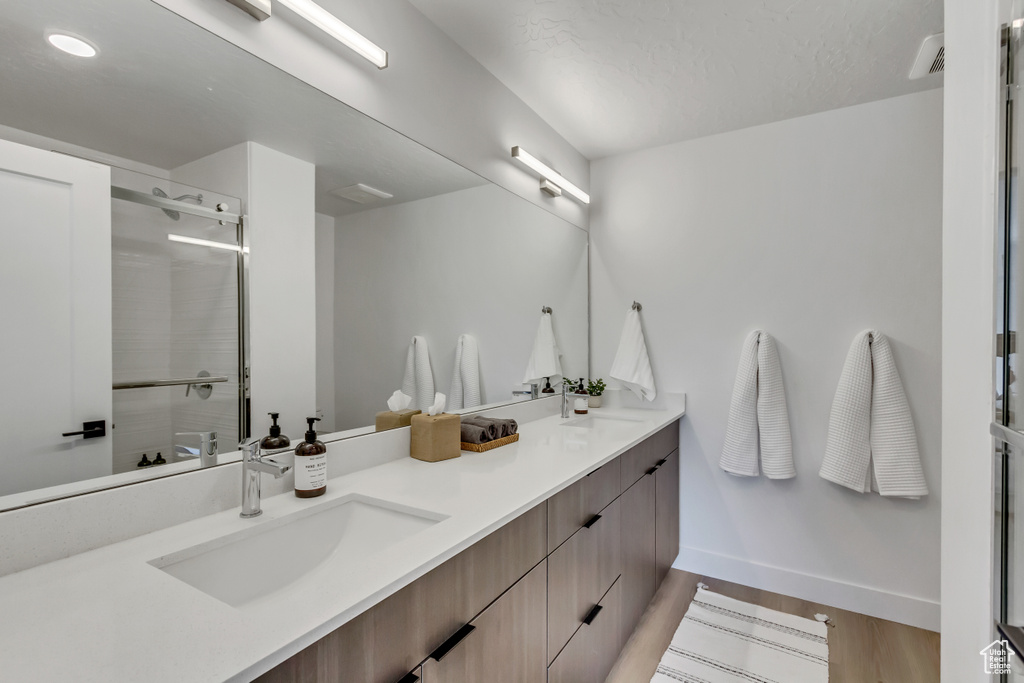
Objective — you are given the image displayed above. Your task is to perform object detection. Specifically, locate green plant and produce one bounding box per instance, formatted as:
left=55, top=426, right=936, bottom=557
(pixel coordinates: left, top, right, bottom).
left=587, top=378, right=606, bottom=396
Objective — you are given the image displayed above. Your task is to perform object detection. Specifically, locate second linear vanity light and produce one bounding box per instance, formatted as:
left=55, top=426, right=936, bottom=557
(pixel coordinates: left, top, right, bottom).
left=510, top=146, right=590, bottom=205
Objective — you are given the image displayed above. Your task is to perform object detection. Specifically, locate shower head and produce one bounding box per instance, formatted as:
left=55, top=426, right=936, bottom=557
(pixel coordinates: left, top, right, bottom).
left=152, top=187, right=204, bottom=220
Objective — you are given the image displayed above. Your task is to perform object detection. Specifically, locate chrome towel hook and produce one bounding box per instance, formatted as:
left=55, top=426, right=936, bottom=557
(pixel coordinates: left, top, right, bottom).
left=632, top=301, right=642, bottom=312
left=541, top=306, right=553, bottom=314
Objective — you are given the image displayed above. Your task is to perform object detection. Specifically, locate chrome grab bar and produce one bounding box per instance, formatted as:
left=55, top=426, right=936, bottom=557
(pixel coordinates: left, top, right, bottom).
left=991, top=422, right=1024, bottom=451
left=113, top=376, right=229, bottom=390
left=111, top=186, right=241, bottom=225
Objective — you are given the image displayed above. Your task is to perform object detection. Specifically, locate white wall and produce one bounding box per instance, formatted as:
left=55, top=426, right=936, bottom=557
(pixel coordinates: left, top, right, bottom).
left=331, top=183, right=588, bottom=430
left=941, top=0, right=1004, bottom=677
left=150, top=0, right=589, bottom=230
left=590, top=90, right=943, bottom=630
left=316, top=213, right=337, bottom=433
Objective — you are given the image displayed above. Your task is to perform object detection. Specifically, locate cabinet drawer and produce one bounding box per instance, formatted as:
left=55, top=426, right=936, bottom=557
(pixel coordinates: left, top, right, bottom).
left=547, top=576, right=623, bottom=683
left=255, top=609, right=373, bottom=683
left=620, top=421, right=679, bottom=490
left=547, top=496, right=621, bottom=663
left=547, top=457, right=620, bottom=553
left=421, top=560, right=547, bottom=683
left=373, top=502, right=546, bottom=683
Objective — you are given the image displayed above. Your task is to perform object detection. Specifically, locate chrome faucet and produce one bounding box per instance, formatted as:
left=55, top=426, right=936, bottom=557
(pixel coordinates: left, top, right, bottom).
left=513, top=383, right=540, bottom=400
left=239, top=437, right=292, bottom=518
left=174, top=431, right=218, bottom=468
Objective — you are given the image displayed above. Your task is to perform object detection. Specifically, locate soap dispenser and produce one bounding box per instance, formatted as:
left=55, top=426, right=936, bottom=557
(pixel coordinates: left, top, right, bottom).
left=574, top=378, right=589, bottom=415
left=294, top=417, right=327, bottom=498
left=260, top=412, right=291, bottom=453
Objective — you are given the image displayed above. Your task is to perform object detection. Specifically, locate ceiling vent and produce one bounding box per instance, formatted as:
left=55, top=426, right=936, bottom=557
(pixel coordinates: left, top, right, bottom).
left=910, top=33, right=944, bottom=79
left=331, top=183, right=394, bottom=204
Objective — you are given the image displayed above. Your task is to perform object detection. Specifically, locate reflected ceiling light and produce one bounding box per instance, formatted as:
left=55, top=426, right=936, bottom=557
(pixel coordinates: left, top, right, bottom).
left=47, top=33, right=98, bottom=58
left=511, top=146, right=590, bottom=204
left=168, top=234, right=247, bottom=253
left=276, top=0, right=388, bottom=69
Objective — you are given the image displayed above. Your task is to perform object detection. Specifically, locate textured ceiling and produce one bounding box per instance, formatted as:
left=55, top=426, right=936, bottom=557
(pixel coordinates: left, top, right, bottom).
left=0, top=0, right=485, bottom=217
left=410, top=0, right=944, bottom=159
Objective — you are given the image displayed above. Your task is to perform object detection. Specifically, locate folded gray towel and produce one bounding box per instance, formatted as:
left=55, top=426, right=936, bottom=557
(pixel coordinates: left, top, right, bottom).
left=464, top=415, right=518, bottom=438
left=460, top=422, right=493, bottom=444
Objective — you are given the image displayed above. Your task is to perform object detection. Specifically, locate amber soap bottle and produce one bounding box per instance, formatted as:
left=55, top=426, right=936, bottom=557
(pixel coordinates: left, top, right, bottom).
left=294, top=417, right=327, bottom=498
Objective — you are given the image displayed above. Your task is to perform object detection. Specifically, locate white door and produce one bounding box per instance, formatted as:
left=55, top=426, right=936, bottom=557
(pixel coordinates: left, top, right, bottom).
left=0, top=139, right=112, bottom=498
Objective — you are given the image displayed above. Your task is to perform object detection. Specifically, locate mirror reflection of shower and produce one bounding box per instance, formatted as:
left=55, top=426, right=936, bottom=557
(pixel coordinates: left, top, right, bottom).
left=152, top=186, right=204, bottom=220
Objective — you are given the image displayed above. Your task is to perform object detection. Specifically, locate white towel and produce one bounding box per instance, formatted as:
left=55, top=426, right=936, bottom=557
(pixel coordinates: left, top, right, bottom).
left=610, top=308, right=656, bottom=401
left=449, top=334, right=481, bottom=410
left=522, top=312, right=562, bottom=383
left=819, top=330, right=927, bottom=498
left=720, top=330, right=795, bottom=479
left=401, top=336, right=435, bottom=411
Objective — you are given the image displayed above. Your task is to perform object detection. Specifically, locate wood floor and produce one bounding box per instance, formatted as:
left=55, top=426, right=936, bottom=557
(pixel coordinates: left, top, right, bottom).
left=605, top=569, right=940, bottom=683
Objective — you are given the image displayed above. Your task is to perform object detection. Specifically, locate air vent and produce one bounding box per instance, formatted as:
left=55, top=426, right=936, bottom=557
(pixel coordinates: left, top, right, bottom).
left=331, top=183, right=394, bottom=204
left=910, top=33, right=944, bottom=79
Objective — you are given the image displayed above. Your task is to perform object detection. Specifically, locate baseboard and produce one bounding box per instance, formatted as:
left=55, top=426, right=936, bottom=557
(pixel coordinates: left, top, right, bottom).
left=674, top=546, right=940, bottom=632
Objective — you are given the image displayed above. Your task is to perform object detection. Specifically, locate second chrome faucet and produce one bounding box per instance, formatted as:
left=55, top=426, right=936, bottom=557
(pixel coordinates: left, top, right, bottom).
left=239, top=437, right=292, bottom=518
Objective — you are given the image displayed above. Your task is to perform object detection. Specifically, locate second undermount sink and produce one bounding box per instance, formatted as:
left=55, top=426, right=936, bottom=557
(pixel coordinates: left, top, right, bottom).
left=561, top=414, right=644, bottom=429
left=150, top=494, right=446, bottom=608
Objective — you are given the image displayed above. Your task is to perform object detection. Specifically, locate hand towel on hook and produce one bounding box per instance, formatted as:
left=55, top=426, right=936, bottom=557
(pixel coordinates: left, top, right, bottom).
left=402, top=336, right=435, bottom=412
left=610, top=306, right=656, bottom=401
left=819, top=331, right=927, bottom=498
left=720, top=330, right=795, bottom=479
left=523, top=311, right=562, bottom=384
left=449, top=334, right=481, bottom=411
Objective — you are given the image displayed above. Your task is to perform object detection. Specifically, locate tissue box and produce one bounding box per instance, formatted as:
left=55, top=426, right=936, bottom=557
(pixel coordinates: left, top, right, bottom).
left=410, top=413, right=461, bottom=462
left=375, top=409, right=421, bottom=432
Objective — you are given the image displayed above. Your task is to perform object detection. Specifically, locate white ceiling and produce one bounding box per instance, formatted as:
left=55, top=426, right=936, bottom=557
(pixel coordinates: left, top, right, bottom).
left=410, top=0, right=944, bottom=159
left=0, top=0, right=485, bottom=217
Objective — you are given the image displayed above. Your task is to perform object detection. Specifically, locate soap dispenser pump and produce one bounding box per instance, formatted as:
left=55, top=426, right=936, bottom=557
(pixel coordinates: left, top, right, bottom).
left=260, top=412, right=291, bottom=453
left=574, top=377, right=589, bottom=415
left=294, top=417, right=327, bottom=498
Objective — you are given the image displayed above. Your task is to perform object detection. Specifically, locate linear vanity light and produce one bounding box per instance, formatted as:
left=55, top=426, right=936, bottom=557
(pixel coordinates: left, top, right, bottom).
left=510, top=146, right=590, bottom=204
left=167, top=234, right=247, bottom=253
left=276, top=0, right=388, bottom=69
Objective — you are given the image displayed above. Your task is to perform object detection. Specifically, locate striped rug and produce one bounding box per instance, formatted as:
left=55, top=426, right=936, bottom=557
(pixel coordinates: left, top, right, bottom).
left=651, top=586, right=829, bottom=683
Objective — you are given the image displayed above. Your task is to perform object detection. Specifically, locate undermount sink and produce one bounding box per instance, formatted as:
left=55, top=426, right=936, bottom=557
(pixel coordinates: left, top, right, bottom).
left=561, top=414, right=644, bottom=429
left=150, top=494, right=445, bottom=608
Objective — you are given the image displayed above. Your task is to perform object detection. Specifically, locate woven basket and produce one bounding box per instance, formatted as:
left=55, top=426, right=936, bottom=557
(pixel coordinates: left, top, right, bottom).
left=461, top=432, right=520, bottom=453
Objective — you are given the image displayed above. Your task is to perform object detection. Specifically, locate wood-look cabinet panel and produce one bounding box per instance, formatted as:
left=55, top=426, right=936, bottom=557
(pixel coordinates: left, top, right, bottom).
left=373, top=502, right=546, bottom=683
left=254, top=609, right=373, bottom=683
left=619, top=471, right=657, bottom=645
left=620, top=421, right=680, bottom=491
left=547, top=577, right=623, bottom=683
left=655, top=449, right=681, bottom=587
left=547, top=457, right=621, bottom=553
left=421, top=560, right=547, bottom=683
left=547, top=496, right=621, bottom=663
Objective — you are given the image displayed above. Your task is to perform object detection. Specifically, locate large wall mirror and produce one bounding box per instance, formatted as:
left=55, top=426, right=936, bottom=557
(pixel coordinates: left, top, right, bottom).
left=0, top=0, right=588, bottom=512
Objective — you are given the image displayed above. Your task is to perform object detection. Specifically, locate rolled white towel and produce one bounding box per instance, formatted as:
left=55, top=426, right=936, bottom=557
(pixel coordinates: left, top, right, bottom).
left=720, top=330, right=794, bottom=479
left=523, top=312, right=562, bottom=384
left=610, top=307, right=656, bottom=401
left=402, top=336, right=435, bottom=411
left=819, top=330, right=927, bottom=498
left=449, top=334, right=481, bottom=411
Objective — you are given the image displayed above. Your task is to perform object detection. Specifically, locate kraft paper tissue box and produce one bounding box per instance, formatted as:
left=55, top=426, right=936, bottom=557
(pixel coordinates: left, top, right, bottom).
left=410, top=413, right=460, bottom=462
left=375, top=409, right=420, bottom=432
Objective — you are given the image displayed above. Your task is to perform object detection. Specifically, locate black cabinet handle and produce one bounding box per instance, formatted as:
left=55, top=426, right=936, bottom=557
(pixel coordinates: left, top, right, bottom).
left=583, top=604, right=604, bottom=625
left=583, top=513, right=602, bottom=529
left=396, top=673, right=419, bottom=683
left=62, top=420, right=106, bottom=440
left=655, top=458, right=667, bottom=467
left=645, top=466, right=658, bottom=476
left=429, top=623, right=476, bottom=662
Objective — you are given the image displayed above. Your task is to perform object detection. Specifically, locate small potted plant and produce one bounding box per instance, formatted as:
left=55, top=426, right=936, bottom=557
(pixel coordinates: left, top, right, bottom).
left=587, top=378, right=606, bottom=408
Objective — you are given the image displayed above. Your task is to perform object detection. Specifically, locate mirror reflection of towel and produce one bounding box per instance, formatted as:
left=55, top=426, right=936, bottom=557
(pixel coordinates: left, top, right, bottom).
left=449, top=334, right=481, bottom=411
left=402, top=336, right=435, bottom=411
left=523, top=312, right=562, bottom=384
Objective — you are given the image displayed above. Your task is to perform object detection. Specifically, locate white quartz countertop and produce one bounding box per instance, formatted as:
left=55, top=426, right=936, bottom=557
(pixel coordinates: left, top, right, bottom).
left=0, top=400, right=684, bottom=682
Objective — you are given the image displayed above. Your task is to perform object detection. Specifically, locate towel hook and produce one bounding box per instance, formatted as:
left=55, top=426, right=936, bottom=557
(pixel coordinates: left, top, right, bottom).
left=632, top=301, right=642, bottom=312
left=541, top=306, right=553, bottom=314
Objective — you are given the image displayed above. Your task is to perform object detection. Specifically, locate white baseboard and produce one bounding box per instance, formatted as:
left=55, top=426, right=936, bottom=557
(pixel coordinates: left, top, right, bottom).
left=674, top=546, right=939, bottom=632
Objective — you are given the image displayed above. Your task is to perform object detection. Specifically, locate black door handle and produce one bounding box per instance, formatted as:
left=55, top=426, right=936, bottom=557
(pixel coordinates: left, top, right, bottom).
left=62, top=420, right=106, bottom=440
left=583, top=604, right=603, bottom=625
left=429, top=623, right=476, bottom=662
left=396, top=672, right=419, bottom=683
left=655, top=458, right=668, bottom=467
left=583, top=513, right=602, bottom=529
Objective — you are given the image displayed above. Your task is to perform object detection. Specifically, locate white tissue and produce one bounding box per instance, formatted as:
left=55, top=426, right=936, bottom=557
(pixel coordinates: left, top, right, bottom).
left=427, top=392, right=446, bottom=416
left=387, top=390, right=412, bottom=412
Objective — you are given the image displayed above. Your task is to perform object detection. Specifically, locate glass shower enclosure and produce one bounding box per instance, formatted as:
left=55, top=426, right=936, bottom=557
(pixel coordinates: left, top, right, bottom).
left=109, top=168, right=247, bottom=474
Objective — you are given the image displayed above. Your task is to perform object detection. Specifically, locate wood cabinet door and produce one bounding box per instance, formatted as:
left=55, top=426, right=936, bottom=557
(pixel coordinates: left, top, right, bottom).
left=421, top=561, right=547, bottom=683
left=547, top=457, right=621, bottom=553
left=655, top=449, right=681, bottom=587
left=254, top=609, right=374, bottom=683
left=547, top=577, right=623, bottom=683
left=618, top=471, right=657, bottom=645
left=619, top=422, right=679, bottom=491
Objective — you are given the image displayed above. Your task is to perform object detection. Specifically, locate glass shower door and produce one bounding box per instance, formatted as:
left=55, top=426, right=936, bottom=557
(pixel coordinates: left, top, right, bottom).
left=109, top=168, right=246, bottom=475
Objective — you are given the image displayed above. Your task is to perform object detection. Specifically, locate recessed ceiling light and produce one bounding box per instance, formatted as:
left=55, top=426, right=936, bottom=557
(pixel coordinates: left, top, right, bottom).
left=47, top=33, right=98, bottom=58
